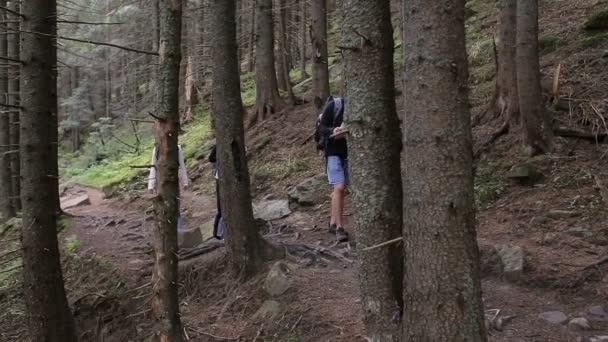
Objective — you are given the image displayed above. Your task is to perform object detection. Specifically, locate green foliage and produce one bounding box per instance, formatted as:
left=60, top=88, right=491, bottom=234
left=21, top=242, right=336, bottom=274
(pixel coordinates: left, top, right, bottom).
left=584, top=9, right=608, bottom=30
left=64, top=235, right=81, bottom=254
left=241, top=76, right=256, bottom=107
left=62, top=109, right=212, bottom=190
left=539, top=34, right=566, bottom=54
left=581, top=31, right=608, bottom=48
left=57, top=215, right=73, bottom=233
left=475, top=161, right=508, bottom=206
left=251, top=156, right=310, bottom=182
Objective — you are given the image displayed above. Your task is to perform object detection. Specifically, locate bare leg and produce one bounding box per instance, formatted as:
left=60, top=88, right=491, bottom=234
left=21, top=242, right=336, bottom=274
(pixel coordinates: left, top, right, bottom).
left=332, top=183, right=345, bottom=227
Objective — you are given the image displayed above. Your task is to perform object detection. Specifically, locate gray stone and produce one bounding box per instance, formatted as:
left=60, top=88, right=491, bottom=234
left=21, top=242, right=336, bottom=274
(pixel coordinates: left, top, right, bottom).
left=253, top=200, right=291, bottom=221
left=252, top=300, right=282, bottom=321
left=178, top=228, right=203, bottom=249
left=288, top=174, right=327, bottom=206
left=539, top=311, right=568, bottom=325
left=542, top=232, right=559, bottom=246
left=498, top=245, right=525, bottom=282
left=60, top=194, right=91, bottom=210
left=506, top=163, right=542, bottom=185
left=547, top=209, right=580, bottom=219
left=569, top=317, right=591, bottom=331
left=101, top=183, right=118, bottom=199
left=567, top=227, right=593, bottom=238
left=589, top=305, right=607, bottom=317
left=590, top=336, right=608, bottom=342
left=264, top=261, right=292, bottom=297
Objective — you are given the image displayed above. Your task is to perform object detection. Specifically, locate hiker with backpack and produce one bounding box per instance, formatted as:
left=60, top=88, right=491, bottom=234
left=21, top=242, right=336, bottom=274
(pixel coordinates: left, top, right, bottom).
left=147, top=143, right=190, bottom=231
left=315, top=95, right=349, bottom=242
left=208, top=145, right=224, bottom=240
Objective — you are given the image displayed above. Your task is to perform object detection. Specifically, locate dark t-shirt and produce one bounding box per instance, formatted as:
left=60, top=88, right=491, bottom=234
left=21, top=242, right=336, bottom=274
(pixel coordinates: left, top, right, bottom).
left=319, top=96, right=347, bottom=158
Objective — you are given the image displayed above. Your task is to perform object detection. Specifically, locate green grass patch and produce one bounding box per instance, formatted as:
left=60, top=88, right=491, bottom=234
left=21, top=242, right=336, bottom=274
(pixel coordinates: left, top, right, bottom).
left=63, top=109, right=212, bottom=189
left=64, top=235, right=81, bottom=254
left=242, top=76, right=256, bottom=107
left=475, top=160, right=509, bottom=206
left=581, top=31, right=608, bottom=48
left=539, top=34, right=566, bottom=54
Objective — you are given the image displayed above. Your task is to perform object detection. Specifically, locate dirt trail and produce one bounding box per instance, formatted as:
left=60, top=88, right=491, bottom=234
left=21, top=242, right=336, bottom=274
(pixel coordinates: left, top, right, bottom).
left=58, top=185, right=607, bottom=341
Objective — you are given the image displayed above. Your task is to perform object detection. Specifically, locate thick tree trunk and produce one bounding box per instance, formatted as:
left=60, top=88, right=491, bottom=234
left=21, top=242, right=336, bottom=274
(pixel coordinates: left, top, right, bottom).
left=210, top=0, right=280, bottom=279
left=299, top=0, right=309, bottom=81
left=516, top=0, right=552, bottom=156
left=21, top=1, right=76, bottom=340
left=152, top=0, right=185, bottom=341
left=0, top=4, right=14, bottom=222
left=250, top=0, right=283, bottom=127
left=402, top=0, right=487, bottom=340
left=248, top=0, right=256, bottom=73
left=311, top=0, right=330, bottom=107
left=342, top=1, right=403, bottom=340
left=8, top=0, right=20, bottom=212
left=277, top=0, right=296, bottom=105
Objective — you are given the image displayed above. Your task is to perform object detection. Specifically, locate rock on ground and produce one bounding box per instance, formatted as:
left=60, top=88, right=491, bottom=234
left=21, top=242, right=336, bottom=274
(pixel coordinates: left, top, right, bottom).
left=264, top=261, right=292, bottom=297
left=539, top=311, right=568, bottom=325
left=253, top=200, right=291, bottom=221
left=61, top=194, right=91, bottom=210
left=498, top=245, right=525, bottom=282
left=178, top=228, right=204, bottom=249
left=252, top=300, right=282, bottom=321
left=589, top=305, right=607, bottom=317
left=288, top=174, right=327, bottom=206
left=569, top=317, right=591, bottom=331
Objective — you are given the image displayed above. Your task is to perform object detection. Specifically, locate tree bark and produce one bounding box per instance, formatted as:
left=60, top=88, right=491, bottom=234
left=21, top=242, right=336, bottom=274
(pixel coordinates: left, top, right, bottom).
left=8, top=0, right=20, bottom=212
left=21, top=0, right=76, bottom=340
left=311, top=0, right=330, bottom=107
left=210, top=0, right=280, bottom=279
left=299, top=0, right=309, bottom=81
left=152, top=0, right=185, bottom=340
left=250, top=0, right=283, bottom=127
left=277, top=0, right=296, bottom=105
left=516, top=0, right=552, bottom=156
left=0, top=2, right=14, bottom=222
left=248, top=0, right=256, bottom=73
left=494, top=0, right=519, bottom=124
left=402, top=0, right=487, bottom=340
left=342, top=1, right=403, bottom=340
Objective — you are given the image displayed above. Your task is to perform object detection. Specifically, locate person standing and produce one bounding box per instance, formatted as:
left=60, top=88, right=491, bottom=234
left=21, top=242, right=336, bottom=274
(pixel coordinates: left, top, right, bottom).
left=208, top=144, right=224, bottom=240
left=318, top=96, right=349, bottom=242
left=148, top=144, right=190, bottom=230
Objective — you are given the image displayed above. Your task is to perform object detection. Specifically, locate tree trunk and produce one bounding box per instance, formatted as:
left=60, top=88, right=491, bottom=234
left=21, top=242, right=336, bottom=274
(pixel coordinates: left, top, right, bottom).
left=250, top=0, right=283, bottom=127
left=209, top=0, right=280, bottom=279
left=494, top=0, right=519, bottom=125
left=0, top=4, right=14, bottom=222
left=299, top=0, right=309, bottom=81
left=248, top=0, right=256, bottom=73
left=152, top=0, right=185, bottom=340
left=402, top=0, right=487, bottom=340
left=311, top=0, right=330, bottom=107
left=277, top=0, right=296, bottom=105
left=341, top=0, right=403, bottom=340
left=516, top=0, right=552, bottom=156
left=8, top=0, right=20, bottom=212
left=21, top=1, right=76, bottom=340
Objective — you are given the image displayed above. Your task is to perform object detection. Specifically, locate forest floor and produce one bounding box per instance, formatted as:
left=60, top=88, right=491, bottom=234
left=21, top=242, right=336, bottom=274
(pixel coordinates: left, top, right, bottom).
left=38, top=99, right=608, bottom=341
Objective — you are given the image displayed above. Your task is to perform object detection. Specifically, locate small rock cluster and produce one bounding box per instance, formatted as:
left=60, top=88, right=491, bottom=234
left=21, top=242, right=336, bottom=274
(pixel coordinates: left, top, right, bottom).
left=538, top=304, right=607, bottom=339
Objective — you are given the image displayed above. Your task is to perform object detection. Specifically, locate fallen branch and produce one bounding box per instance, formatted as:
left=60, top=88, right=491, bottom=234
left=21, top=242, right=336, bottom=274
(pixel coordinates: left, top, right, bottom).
left=554, top=126, right=607, bottom=142
left=0, top=5, right=24, bottom=18
left=127, top=118, right=154, bottom=123
left=129, top=165, right=155, bottom=169
left=56, top=20, right=124, bottom=25
left=362, top=237, right=403, bottom=251
left=188, top=326, right=238, bottom=341
left=178, top=241, right=224, bottom=261
left=0, top=263, right=22, bottom=274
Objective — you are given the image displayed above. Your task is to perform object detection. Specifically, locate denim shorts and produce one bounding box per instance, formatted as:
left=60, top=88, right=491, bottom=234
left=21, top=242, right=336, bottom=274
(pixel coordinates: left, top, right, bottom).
left=327, top=156, right=349, bottom=185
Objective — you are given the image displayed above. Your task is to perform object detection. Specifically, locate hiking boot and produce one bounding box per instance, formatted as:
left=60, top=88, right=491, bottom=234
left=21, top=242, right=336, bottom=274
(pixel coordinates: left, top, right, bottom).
left=336, top=227, right=349, bottom=242
left=328, top=223, right=337, bottom=234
